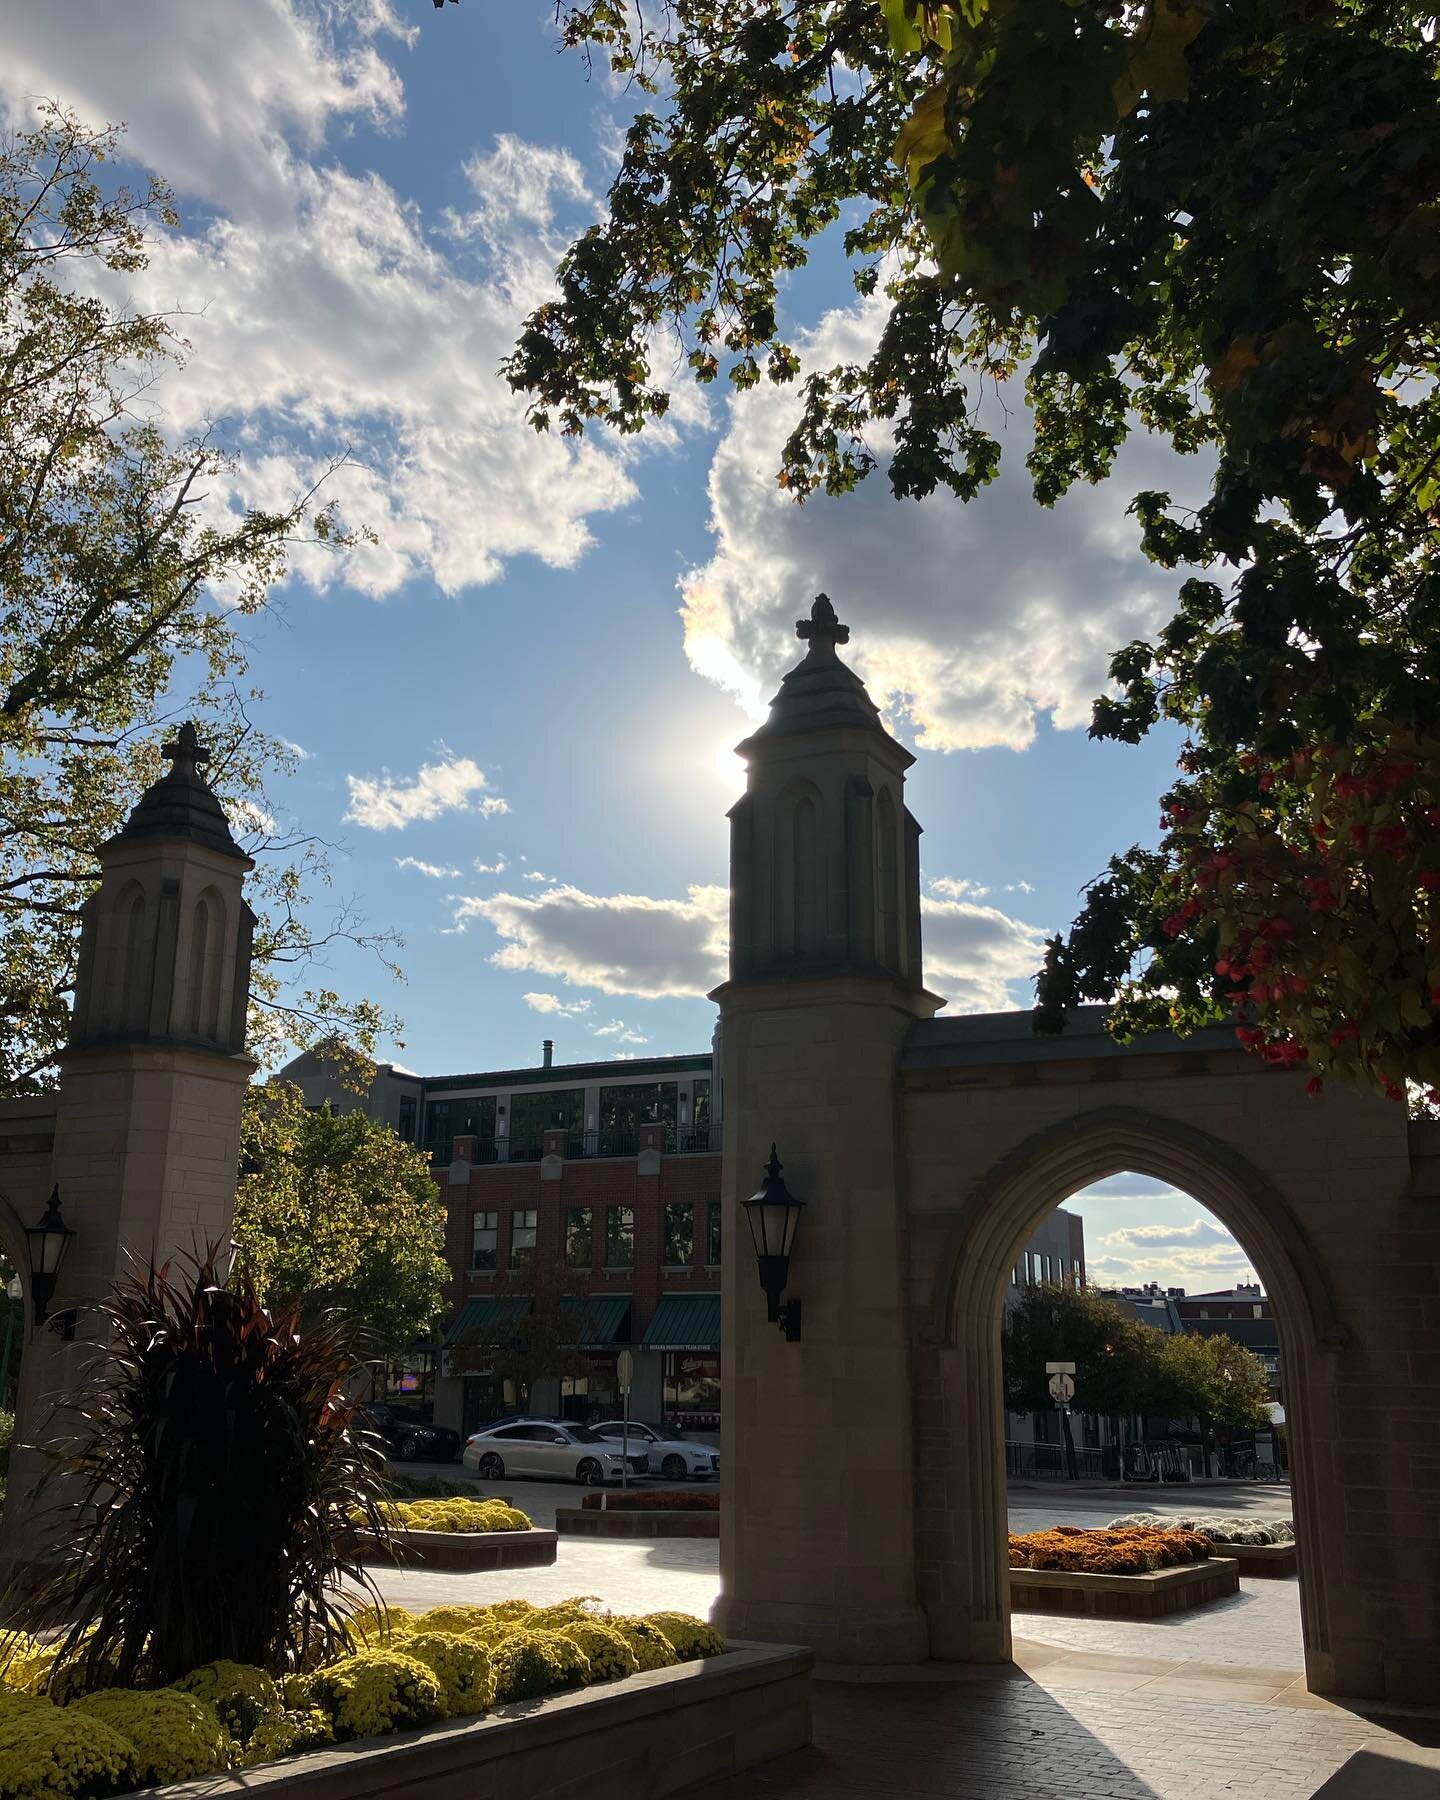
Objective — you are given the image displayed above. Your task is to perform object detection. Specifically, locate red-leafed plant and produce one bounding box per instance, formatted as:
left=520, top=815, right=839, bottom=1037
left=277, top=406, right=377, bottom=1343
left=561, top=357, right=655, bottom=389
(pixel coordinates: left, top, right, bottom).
left=35, top=1245, right=392, bottom=1689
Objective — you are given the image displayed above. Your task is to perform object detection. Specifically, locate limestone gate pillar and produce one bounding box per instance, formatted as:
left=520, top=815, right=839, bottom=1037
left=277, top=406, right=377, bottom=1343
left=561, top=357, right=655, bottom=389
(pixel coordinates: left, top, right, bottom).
left=713, top=597, right=941, bottom=1662
left=2, top=726, right=256, bottom=1570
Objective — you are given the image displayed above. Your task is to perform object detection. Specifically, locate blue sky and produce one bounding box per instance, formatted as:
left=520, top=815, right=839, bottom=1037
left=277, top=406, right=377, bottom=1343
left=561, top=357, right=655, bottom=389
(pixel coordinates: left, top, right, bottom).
left=5, top=2, right=1254, bottom=1294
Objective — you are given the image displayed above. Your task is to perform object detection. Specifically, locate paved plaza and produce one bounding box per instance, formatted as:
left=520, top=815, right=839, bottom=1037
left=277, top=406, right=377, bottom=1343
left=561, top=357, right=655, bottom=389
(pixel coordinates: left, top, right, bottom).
left=372, top=1473, right=1439, bottom=1796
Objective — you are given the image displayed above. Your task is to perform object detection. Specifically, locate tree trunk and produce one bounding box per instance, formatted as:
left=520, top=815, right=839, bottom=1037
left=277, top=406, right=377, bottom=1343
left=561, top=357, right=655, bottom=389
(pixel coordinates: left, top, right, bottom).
left=1060, top=1406, right=1078, bottom=1479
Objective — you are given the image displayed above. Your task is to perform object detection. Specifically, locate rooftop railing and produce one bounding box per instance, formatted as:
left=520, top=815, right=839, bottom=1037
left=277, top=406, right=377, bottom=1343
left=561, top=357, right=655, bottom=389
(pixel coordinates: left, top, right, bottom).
left=435, top=1124, right=721, bottom=1164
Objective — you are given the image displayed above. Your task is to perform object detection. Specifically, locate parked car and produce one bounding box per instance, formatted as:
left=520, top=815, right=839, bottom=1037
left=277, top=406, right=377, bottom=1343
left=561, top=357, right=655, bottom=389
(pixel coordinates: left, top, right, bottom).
left=462, top=1421, right=649, bottom=1485
left=591, top=1420, right=719, bottom=1481
left=356, top=1403, right=461, bottom=1464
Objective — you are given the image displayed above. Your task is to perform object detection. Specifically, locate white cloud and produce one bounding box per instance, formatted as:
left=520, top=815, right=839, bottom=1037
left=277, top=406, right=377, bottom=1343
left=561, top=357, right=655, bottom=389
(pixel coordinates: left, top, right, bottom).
left=522, top=992, right=592, bottom=1017
left=449, top=871, right=1040, bottom=1011
left=473, top=857, right=509, bottom=874
left=1007, top=880, right=1036, bottom=894
left=523, top=870, right=555, bottom=884
left=0, top=8, right=652, bottom=607
left=345, top=754, right=504, bottom=831
left=921, top=894, right=1048, bottom=1013
left=451, top=882, right=729, bottom=998
left=395, top=855, right=461, bottom=878
left=1076, top=1207, right=1261, bottom=1295
left=592, top=1019, right=649, bottom=1045
left=680, top=286, right=1208, bottom=753
left=930, top=876, right=989, bottom=900
left=226, top=796, right=280, bottom=838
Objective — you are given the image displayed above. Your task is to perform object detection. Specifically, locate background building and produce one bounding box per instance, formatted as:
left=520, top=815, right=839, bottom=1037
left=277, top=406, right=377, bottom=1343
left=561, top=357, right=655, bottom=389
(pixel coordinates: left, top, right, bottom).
left=1174, top=1282, right=1282, bottom=1399
left=282, top=1037, right=1083, bottom=1443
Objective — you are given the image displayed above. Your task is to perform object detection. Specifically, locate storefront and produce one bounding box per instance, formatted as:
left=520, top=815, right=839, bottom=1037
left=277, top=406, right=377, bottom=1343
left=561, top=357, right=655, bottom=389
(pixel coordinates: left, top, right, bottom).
left=642, top=1295, right=721, bottom=1432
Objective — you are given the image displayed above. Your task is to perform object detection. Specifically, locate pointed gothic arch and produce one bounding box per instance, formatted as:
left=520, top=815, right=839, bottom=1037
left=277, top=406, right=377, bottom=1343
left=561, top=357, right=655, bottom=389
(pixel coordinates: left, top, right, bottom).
left=912, top=1104, right=1340, bottom=1677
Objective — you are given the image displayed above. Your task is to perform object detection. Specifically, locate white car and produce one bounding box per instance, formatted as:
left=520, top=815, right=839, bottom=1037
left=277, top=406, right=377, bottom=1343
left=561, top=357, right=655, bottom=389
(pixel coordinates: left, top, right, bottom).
left=591, top=1420, right=719, bottom=1481
left=462, top=1420, right=648, bottom=1486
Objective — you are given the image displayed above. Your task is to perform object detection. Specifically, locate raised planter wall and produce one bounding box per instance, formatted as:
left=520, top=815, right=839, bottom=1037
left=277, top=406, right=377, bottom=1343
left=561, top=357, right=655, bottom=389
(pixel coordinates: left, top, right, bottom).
left=1009, top=1555, right=1240, bottom=1619
left=556, top=1506, right=719, bottom=1540
left=128, top=1643, right=811, bottom=1800
left=1222, top=1540, right=1297, bottom=1579
left=357, top=1527, right=557, bottom=1571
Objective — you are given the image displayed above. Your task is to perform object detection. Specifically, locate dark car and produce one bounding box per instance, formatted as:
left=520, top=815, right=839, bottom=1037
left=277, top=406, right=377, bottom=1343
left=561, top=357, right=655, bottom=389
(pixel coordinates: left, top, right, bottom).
left=357, top=1403, right=461, bottom=1464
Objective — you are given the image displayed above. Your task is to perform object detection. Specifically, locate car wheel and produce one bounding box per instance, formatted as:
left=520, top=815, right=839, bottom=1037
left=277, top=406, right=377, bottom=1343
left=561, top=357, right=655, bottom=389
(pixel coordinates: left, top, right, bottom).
left=577, top=1458, right=605, bottom=1487
left=478, top=1453, right=504, bottom=1479
left=399, top=1436, right=422, bottom=1462
left=661, top=1454, right=687, bottom=1481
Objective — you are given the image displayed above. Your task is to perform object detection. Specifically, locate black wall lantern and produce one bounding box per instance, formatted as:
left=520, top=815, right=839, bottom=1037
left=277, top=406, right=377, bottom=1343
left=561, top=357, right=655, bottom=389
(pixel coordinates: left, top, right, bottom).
left=742, top=1145, right=804, bottom=1342
left=25, top=1186, right=75, bottom=1327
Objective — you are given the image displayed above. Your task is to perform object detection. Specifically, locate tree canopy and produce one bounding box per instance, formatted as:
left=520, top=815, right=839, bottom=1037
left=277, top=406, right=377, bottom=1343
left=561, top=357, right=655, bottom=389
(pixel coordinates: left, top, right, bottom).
left=509, top=1, right=1440, bottom=1098
left=0, top=103, right=394, bottom=1093
left=233, top=1082, right=449, bottom=1361
left=1003, top=1281, right=1271, bottom=1431
left=447, top=1259, right=591, bottom=1411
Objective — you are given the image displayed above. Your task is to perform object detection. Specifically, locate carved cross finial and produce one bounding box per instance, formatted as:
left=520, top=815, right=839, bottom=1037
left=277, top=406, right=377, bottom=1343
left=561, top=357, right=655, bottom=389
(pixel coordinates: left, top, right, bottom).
left=795, top=592, right=849, bottom=652
left=161, top=720, right=211, bottom=781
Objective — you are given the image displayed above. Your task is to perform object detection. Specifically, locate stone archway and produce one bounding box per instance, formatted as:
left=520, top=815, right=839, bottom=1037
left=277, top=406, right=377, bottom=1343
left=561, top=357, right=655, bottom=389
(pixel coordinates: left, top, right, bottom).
left=911, top=1104, right=1341, bottom=1686
left=715, top=597, right=1440, bottom=1706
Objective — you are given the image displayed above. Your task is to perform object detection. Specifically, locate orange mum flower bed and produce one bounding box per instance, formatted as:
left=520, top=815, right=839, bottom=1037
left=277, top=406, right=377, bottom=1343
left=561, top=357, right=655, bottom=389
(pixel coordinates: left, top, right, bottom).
left=1008, top=1525, right=1213, bottom=1575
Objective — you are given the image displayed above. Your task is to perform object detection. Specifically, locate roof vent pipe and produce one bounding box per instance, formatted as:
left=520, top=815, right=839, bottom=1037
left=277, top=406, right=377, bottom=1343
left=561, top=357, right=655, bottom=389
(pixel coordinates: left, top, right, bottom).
left=542, top=1039, right=554, bottom=1069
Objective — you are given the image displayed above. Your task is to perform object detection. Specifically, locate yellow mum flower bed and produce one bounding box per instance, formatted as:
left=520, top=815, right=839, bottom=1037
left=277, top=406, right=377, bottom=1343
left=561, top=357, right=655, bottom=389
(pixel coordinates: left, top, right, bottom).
left=0, top=1600, right=724, bottom=1796
left=374, top=1497, right=534, bottom=1533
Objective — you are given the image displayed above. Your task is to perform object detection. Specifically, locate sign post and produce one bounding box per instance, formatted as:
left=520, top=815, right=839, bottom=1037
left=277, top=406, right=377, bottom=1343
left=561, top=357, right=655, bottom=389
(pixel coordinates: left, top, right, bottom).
left=1045, top=1361, right=1077, bottom=1477
left=617, top=1349, right=635, bottom=1492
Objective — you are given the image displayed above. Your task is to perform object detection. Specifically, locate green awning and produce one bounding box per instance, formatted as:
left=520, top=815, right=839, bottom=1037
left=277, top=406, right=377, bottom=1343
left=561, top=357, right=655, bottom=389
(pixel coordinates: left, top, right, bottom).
left=443, top=1296, right=531, bottom=1347
left=560, top=1294, right=632, bottom=1348
left=642, top=1293, right=720, bottom=1351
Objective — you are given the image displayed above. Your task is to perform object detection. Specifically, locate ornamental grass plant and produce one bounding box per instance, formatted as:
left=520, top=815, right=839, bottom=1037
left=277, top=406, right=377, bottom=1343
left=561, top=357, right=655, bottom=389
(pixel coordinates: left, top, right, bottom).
left=29, top=1245, right=395, bottom=1693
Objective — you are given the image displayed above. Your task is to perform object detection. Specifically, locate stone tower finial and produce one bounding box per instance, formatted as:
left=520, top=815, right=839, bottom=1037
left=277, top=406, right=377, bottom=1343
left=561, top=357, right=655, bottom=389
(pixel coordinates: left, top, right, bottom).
left=115, top=720, right=245, bottom=861
left=796, top=593, right=850, bottom=653
left=161, top=720, right=211, bottom=781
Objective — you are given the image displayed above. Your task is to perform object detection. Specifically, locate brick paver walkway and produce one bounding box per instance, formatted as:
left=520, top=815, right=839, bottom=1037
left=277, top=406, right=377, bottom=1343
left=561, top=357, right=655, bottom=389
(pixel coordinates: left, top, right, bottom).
left=680, top=1672, right=1426, bottom=1800
left=377, top=1470, right=1436, bottom=1796
left=1015, top=1577, right=1303, bottom=1670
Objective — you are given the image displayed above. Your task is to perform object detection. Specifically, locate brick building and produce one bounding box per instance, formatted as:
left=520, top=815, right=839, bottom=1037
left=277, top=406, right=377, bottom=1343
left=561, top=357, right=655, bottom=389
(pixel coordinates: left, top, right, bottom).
left=282, top=1041, right=724, bottom=1435
left=282, top=1037, right=1104, bottom=1443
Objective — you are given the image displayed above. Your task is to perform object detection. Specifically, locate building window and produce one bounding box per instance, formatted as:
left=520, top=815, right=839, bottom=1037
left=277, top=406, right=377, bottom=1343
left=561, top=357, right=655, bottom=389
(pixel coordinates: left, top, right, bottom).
left=664, top=1203, right=693, bottom=1266
left=510, top=1209, right=538, bottom=1267
left=599, top=1082, right=678, bottom=1150
left=605, top=1205, right=634, bottom=1267
left=692, top=1078, right=712, bottom=1130
left=707, top=1202, right=721, bottom=1265
left=424, top=1095, right=496, bottom=1162
left=508, top=1088, right=584, bottom=1157
left=397, top=1096, right=416, bottom=1143
left=470, top=1211, right=498, bottom=1270
left=565, top=1207, right=593, bottom=1267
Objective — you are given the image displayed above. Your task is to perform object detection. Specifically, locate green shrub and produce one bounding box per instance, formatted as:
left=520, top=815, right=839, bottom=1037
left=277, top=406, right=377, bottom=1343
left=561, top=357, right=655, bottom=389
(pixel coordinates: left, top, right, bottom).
left=558, top=1620, right=638, bottom=1682
left=609, top=1618, right=680, bottom=1671
left=489, top=1631, right=575, bottom=1703
left=75, top=1688, right=230, bottom=1785
left=307, top=1649, right=445, bottom=1740
left=0, top=1694, right=137, bottom=1800
left=642, top=1612, right=726, bottom=1660
left=172, top=1659, right=283, bottom=1747
left=400, top=1632, right=496, bottom=1717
